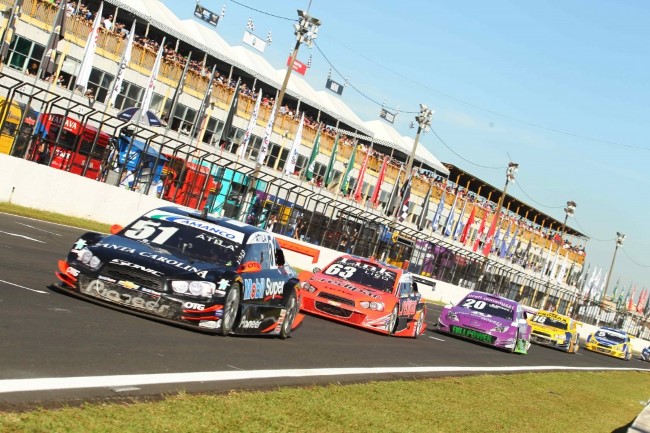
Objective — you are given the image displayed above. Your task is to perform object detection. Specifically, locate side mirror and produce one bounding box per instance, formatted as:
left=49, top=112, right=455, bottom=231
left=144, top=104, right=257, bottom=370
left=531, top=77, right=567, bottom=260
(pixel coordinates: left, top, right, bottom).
left=110, top=224, right=123, bottom=234
left=412, top=281, right=419, bottom=293
left=275, top=248, right=286, bottom=266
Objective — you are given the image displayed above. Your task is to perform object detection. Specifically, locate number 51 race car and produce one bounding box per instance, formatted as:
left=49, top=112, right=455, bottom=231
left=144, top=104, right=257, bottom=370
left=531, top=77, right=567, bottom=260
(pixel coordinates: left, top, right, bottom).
left=53, top=206, right=303, bottom=338
left=298, top=255, right=427, bottom=337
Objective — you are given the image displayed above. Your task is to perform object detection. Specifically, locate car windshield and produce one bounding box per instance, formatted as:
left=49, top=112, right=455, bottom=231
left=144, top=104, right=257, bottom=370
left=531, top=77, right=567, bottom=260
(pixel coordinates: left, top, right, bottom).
left=121, top=215, right=245, bottom=266
left=596, top=330, right=627, bottom=344
left=531, top=315, right=568, bottom=330
left=459, top=296, right=515, bottom=321
left=321, top=257, right=397, bottom=293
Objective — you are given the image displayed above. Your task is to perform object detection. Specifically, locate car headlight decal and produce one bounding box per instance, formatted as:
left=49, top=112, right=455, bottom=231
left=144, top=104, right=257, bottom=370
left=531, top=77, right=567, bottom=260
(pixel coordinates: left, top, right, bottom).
left=171, top=280, right=218, bottom=297
left=360, top=301, right=385, bottom=311
left=446, top=311, right=459, bottom=322
left=491, top=325, right=509, bottom=333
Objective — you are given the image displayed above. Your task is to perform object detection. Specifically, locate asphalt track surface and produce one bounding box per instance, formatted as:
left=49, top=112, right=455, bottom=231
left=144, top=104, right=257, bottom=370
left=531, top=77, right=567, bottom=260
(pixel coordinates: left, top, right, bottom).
left=1, top=212, right=648, bottom=408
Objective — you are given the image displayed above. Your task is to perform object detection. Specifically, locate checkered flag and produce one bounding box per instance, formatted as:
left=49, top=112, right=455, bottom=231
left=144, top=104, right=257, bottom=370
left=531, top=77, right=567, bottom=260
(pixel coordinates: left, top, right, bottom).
left=266, top=31, right=272, bottom=44
left=397, top=175, right=412, bottom=222
left=307, top=54, right=312, bottom=68
left=246, top=18, right=254, bottom=32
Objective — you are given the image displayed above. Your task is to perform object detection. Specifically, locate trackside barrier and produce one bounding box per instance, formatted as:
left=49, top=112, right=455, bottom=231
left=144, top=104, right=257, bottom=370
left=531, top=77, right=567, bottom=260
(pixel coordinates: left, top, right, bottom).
left=1, top=152, right=649, bottom=354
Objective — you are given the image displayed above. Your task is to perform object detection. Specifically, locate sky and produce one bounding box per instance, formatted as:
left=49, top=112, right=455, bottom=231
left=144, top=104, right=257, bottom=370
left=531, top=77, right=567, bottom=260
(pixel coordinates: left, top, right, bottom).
left=160, top=0, right=650, bottom=298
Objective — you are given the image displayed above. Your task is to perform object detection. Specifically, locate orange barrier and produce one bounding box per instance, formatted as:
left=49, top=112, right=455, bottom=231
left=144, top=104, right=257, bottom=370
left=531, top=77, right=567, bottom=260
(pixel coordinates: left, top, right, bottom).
left=277, top=238, right=321, bottom=264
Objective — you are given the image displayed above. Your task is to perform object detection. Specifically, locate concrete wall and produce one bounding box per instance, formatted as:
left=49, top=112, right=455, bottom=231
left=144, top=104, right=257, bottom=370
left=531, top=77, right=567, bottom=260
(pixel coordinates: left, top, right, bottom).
left=1, top=154, right=648, bottom=354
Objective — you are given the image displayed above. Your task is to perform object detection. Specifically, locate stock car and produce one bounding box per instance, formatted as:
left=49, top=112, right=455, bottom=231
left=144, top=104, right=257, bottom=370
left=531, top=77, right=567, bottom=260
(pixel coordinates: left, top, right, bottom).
left=641, top=346, right=650, bottom=362
left=437, top=291, right=531, bottom=353
left=298, top=255, right=427, bottom=337
left=528, top=309, right=580, bottom=353
left=53, top=206, right=303, bottom=338
left=584, top=327, right=632, bottom=360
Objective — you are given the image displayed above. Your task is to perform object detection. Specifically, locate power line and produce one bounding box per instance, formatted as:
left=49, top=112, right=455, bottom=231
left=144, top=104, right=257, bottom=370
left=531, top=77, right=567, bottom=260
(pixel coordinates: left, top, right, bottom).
left=512, top=181, right=564, bottom=210
left=622, top=248, right=650, bottom=268
left=571, top=216, right=616, bottom=242
left=228, top=0, right=294, bottom=21
left=429, top=128, right=503, bottom=170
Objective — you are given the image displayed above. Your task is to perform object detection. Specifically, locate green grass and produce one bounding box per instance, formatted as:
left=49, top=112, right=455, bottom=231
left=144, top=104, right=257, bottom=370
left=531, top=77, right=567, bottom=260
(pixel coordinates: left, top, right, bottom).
left=1, top=372, right=648, bottom=433
left=1, top=204, right=649, bottom=432
left=0, top=202, right=111, bottom=233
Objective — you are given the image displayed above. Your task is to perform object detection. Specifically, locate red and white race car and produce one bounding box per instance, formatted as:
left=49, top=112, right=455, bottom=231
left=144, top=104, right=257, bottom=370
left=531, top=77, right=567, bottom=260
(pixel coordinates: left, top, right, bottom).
left=298, top=255, right=426, bottom=337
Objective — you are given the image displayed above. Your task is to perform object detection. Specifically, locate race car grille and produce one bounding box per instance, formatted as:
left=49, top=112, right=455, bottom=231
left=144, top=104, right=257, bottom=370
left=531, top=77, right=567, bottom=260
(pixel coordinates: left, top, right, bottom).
left=314, top=301, right=353, bottom=318
left=596, top=346, right=612, bottom=354
left=532, top=330, right=552, bottom=338
left=101, top=265, right=165, bottom=291
left=317, top=292, right=356, bottom=307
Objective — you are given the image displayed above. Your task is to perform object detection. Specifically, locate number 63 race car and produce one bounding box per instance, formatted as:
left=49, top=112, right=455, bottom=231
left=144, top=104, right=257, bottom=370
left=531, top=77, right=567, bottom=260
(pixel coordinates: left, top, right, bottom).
left=298, top=255, right=427, bottom=337
left=53, top=206, right=303, bottom=338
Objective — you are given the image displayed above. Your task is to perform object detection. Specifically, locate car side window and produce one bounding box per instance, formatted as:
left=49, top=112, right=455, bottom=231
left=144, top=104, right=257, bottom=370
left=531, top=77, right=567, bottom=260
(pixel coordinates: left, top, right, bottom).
left=398, top=281, right=412, bottom=298
left=243, top=244, right=270, bottom=270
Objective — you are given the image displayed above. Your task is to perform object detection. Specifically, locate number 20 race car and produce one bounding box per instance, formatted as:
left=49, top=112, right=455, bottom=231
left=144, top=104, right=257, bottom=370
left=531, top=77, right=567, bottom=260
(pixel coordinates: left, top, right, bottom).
left=298, top=255, right=427, bottom=338
left=53, top=206, right=303, bottom=338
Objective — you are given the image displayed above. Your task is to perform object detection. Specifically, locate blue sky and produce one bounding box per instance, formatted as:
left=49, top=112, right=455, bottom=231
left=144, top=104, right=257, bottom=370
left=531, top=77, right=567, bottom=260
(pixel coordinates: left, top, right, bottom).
left=161, top=0, right=650, bottom=298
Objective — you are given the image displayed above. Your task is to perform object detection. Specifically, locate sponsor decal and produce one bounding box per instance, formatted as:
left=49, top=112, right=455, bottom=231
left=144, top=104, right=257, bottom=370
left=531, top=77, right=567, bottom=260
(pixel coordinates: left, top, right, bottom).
left=195, top=233, right=236, bottom=250
left=98, top=275, right=117, bottom=283
left=139, top=252, right=200, bottom=273
left=146, top=211, right=244, bottom=243
left=183, top=302, right=205, bottom=310
left=248, top=232, right=271, bottom=244
left=199, top=320, right=219, bottom=329
left=66, top=267, right=80, bottom=277
left=196, top=270, right=208, bottom=279
left=316, top=277, right=381, bottom=299
left=451, top=325, right=495, bottom=343
left=72, top=239, right=87, bottom=251
left=117, top=280, right=139, bottom=290
left=81, top=279, right=170, bottom=315
left=239, top=319, right=262, bottom=329
left=243, top=278, right=284, bottom=300
left=96, top=242, right=136, bottom=254
left=109, top=259, right=162, bottom=276
left=399, top=299, right=417, bottom=316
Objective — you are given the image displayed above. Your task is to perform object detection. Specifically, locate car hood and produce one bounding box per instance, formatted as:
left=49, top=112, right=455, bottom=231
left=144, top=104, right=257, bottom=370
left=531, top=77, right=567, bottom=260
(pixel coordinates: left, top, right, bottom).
left=444, top=306, right=513, bottom=330
left=529, top=323, right=567, bottom=335
left=592, top=333, right=627, bottom=347
left=70, top=232, right=233, bottom=281
left=306, top=274, right=392, bottom=301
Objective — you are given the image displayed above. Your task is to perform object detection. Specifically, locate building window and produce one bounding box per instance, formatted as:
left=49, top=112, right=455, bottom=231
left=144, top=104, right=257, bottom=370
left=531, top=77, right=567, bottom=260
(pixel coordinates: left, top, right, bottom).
left=4, top=36, right=44, bottom=74
left=88, top=68, right=115, bottom=103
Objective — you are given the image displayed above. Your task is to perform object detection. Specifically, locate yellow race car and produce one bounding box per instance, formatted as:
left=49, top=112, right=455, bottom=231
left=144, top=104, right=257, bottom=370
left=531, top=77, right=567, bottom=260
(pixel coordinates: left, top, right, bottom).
left=527, top=310, right=579, bottom=353
left=584, top=327, right=632, bottom=360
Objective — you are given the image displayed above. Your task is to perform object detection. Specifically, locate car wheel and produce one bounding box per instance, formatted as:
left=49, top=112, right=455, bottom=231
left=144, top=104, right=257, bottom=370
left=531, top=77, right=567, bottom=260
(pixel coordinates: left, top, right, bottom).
left=279, top=289, right=298, bottom=340
left=219, top=283, right=241, bottom=336
left=387, top=305, right=399, bottom=336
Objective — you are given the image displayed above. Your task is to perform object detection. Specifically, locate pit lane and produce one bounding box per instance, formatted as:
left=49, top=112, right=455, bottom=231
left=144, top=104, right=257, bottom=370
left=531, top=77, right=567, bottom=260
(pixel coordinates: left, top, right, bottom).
left=0, top=212, right=648, bottom=407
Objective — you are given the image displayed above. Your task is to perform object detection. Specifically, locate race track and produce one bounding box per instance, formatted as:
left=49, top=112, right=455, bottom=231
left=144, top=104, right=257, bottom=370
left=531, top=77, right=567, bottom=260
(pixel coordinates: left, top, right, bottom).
left=1, top=212, right=648, bottom=408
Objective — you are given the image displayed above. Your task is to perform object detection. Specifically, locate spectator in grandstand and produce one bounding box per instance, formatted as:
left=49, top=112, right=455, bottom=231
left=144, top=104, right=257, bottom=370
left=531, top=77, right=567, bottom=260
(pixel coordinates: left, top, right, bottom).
left=120, top=170, right=135, bottom=189
left=266, top=214, right=278, bottom=233
left=102, top=15, right=113, bottom=31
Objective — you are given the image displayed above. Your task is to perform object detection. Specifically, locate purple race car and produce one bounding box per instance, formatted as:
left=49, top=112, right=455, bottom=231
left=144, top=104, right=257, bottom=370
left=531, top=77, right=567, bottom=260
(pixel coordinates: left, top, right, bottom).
left=437, top=291, right=531, bottom=354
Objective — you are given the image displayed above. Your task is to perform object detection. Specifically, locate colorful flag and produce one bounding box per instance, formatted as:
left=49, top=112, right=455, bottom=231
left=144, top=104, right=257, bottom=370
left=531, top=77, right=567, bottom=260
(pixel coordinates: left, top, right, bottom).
left=453, top=198, right=468, bottom=240
left=284, top=113, right=303, bottom=175
left=417, top=186, right=432, bottom=231
left=75, top=2, right=103, bottom=93
left=371, top=156, right=388, bottom=207
left=166, top=51, right=192, bottom=133
left=460, top=203, right=476, bottom=245
left=194, top=65, right=218, bottom=142
left=384, top=165, right=403, bottom=216
left=257, top=96, right=277, bottom=165
left=139, top=37, right=166, bottom=115
left=443, top=189, right=459, bottom=237
left=431, top=189, right=447, bottom=232
left=472, top=214, right=487, bottom=253
left=305, top=125, right=321, bottom=181
left=397, top=175, right=412, bottom=223
left=108, top=21, right=135, bottom=108
left=627, top=285, right=637, bottom=311
left=0, top=0, right=25, bottom=66
left=238, top=89, right=262, bottom=157
left=504, top=225, right=519, bottom=258
left=38, top=0, right=67, bottom=79
left=482, top=210, right=501, bottom=256
left=353, top=144, right=371, bottom=201
left=339, top=143, right=357, bottom=194
left=323, top=132, right=339, bottom=187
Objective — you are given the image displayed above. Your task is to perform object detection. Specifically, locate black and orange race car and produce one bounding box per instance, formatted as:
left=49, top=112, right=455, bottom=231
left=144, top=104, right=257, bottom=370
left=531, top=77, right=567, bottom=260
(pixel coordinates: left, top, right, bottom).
left=53, top=206, right=303, bottom=338
left=298, top=255, right=426, bottom=337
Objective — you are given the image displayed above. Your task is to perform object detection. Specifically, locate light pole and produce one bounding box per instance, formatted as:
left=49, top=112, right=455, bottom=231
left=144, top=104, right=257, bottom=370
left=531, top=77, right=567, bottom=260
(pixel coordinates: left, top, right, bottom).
left=603, top=232, right=625, bottom=302
left=560, top=200, right=576, bottom=242
left=275, top=9, right=320, bottom=122
left=405, top=104, right=433, bottom=177
left=477, top=162, right=519, bottom=291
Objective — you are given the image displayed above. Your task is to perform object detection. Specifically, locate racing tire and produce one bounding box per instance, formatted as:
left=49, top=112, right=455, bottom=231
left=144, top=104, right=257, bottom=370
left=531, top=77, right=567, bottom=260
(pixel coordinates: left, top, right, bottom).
left=279, top=289, right=298, bottom=340
left=387, top=305, right=399, bottom=336
left=219, top=283, right=241, bottom=336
